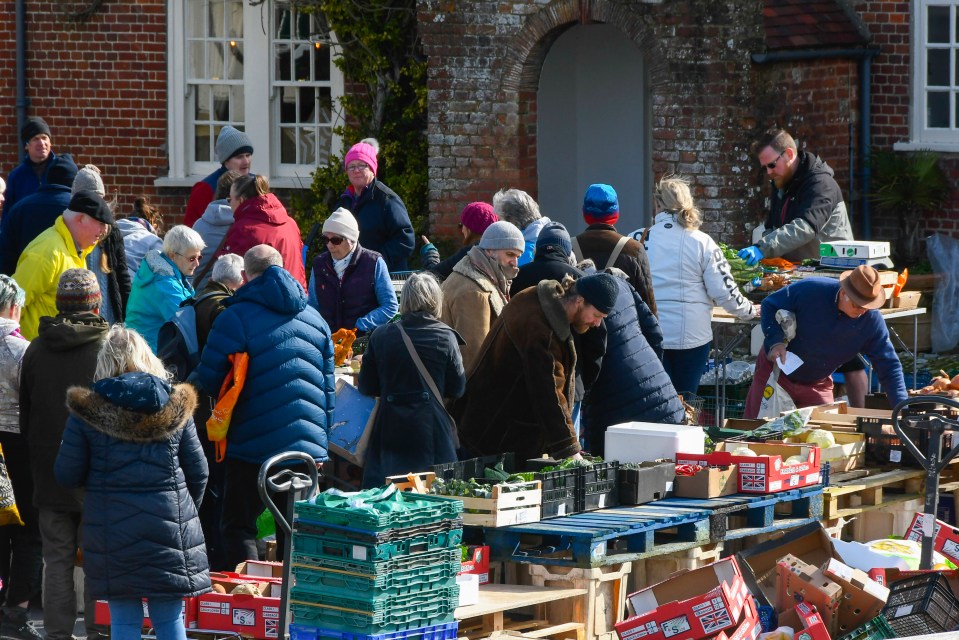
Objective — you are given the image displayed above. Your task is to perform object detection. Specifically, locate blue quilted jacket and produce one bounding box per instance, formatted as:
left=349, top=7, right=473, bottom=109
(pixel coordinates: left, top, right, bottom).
left=189, top=265, right=335, bottom=463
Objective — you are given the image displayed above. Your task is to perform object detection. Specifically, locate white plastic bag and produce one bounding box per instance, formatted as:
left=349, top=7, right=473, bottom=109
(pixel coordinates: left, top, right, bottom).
left=756, top=364, right=797, bottom=419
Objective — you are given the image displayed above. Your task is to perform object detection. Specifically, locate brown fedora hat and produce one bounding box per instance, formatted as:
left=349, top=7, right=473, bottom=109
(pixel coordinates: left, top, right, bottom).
left=839, top=265, right=886, bottom=310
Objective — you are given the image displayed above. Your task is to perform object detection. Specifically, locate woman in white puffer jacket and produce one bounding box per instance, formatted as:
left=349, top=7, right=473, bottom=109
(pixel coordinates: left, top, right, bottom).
left=630, top=176, right=757, bottom=397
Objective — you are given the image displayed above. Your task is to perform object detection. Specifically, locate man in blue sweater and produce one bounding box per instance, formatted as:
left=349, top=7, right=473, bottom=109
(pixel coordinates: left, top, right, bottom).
left=744, top=265, right=908, bottom=417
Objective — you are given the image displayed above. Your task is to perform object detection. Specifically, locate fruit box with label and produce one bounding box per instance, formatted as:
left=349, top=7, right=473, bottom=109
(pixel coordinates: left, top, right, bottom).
left=198, top=592, right=281, bottom=639
left=776, top=603, right=831, bottom=640
left=459, top=544, right=490, bottom=584
left=775, top=554, right=842, bottom=637
left=616, top=557, right=749, bottom=640
left=676, top=442, right=821, bottom=494
left=904, top=512, right=959, bottom=565
left=672, top=464, right=738, bottom=499
left=94, top=598, right=199, bottom=628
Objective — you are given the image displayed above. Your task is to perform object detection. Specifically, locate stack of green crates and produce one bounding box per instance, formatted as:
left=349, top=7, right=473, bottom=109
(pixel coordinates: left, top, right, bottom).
left=289, top=486, right=464, bottom=640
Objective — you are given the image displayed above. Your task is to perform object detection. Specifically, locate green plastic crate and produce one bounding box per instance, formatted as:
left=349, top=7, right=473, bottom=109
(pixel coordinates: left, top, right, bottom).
left=290, top=586, right=458, bottom=633
left=291, top=526, right=462, bottom=563
left=291, top=549, right=460, bottom=595
left=295, top=489, right=462, bottom=532
left=836, top=616, right=895, bottom=640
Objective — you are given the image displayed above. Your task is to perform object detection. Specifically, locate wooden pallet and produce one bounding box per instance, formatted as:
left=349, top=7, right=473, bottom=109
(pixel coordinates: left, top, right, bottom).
left=484, top=503, right=711, bottom=568
left=822, top=468, right=924, bottom=520
left=455, top=584, right=587, bottom=640
left=656, top=484, right=824, bottom=541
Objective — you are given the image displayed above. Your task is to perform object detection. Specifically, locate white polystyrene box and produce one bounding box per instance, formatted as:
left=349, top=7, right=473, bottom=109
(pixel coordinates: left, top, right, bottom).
left=604, top=422, right=705, bottom=463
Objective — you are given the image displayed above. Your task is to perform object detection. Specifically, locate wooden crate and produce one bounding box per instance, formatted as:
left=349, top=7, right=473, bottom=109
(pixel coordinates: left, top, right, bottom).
left=460, top=481, right=542, bottom=527
left=783, top=432, right=866, bottom=472
left=822, top=468, right=924, bottom=522
left=527, top=563, right=630, bottom=640
left=631, top=543, right=724, bottom=593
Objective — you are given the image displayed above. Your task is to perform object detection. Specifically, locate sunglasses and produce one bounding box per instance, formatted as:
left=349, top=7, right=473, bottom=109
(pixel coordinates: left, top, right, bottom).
left=323, top=235, right=346, bottom=246
left=764, top=150, right=786, bottom=170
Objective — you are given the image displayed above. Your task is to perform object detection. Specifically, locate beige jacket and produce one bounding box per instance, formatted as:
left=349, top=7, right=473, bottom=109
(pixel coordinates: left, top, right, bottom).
left=440, top=256, right=507, bottom=372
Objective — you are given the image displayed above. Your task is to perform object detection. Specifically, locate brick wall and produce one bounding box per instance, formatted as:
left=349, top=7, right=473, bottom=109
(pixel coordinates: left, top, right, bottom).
left=0, top=1, right=198, bottom=224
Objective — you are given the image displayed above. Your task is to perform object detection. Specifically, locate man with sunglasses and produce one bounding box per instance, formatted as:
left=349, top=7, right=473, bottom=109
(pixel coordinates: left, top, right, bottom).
left=737, top=128, right=852, bottom=266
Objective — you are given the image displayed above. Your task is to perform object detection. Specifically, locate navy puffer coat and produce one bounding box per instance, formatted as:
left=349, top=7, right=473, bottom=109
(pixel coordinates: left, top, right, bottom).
left=55, top=372, right=211, bottom=600
left=189, top=265, right=335, bottom=464
left=583, top=276, right=685, bottom=456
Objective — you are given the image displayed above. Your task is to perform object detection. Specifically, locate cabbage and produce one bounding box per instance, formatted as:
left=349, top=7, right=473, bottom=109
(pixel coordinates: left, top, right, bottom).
left=784, top=455, right=804, bottom=465
left=731, top=446, right=758, bottom=457
left=805, top=429, right=836, bottom=449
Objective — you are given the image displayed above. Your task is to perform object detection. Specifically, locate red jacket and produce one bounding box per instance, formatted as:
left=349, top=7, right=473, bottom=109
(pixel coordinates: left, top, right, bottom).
left=217, top=193, right=307, bottom=289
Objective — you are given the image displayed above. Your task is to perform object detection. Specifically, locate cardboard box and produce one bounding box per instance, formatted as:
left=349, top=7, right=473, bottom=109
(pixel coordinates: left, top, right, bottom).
left=904, top=512, right=959, bottom=564
left=820, top=241, right=890, bottom=260
left=237, top=560, right=284, bottom=579
left=676, top=442, right=821, bottom=494
left=736, top=523, right=842, bottom=610
left=673, top=464, right=738, bottom=499
left=198, top=592, right=281, bottom=639
left=777, top=603, right=832, bottom=640
left=94, top=597, right=199, bottom=628
left=775, top=554, right=841, bottom=636
left=714, top=595, right=763, bottom=640
left=210, top=571, right=280, bottom=596
left=783, top=432, right=865, bottom=472
left=460, top=544, right=490, bottom=584
left=820, top=557, right=889, bottom=634
left=617, top=557, right=748, bottom=640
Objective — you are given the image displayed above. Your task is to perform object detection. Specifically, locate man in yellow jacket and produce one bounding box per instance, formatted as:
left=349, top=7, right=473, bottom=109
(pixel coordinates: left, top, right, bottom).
left=12, top=190, right=113, bottom=339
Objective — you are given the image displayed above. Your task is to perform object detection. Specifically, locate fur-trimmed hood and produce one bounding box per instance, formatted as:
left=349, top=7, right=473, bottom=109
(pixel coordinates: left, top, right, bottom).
left=66, top=372, right=198, bottom=443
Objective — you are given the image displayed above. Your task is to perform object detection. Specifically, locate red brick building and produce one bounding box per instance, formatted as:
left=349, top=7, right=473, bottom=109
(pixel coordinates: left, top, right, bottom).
left=0, top=0, right=955, bottom=251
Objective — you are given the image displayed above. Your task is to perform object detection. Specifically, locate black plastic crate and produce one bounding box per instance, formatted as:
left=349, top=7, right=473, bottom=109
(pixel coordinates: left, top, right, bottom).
left=882, top=573, right=959, bottom=636
left=581, top=460, right=619, bottom=511
left=618, top=462, right=675, bottom=506
left=857, top=418, right=952, bottom=468
left=535, top=467, right=581, bottom=519
left=431, top=453, right=515, bottom=481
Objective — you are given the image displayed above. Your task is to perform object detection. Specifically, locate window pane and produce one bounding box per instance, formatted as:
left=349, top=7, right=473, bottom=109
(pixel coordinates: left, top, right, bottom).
left=209, top=42, right=225, bottom=80
left=227, top=42, right=244, bottom=80
left=299, top=87, right=316, bottom=123
left=316, top=127, right=332, bottom=165
left=280, top=127, right=296, bottom=163
left=929, top=49, right=951, bottom=86
left=209, top=0, right=225, bottom=37
left=314, top=44, right=330, bottom=81
left=294, top=45, right=311, bottom=82
left=189, top=41, right=206, bottom=79
left=275, top=7, right=293, bottom=40
left=195, top=125, right=212, bottom=162
left=299, top=128, right=316, bottom=165
left=929, top=6, right=951, bottom=43
left=276, top=43, right=292, bottom=81
left=318, top=87, right=332, bottom=124
left=929, top=91, right=950, bottom=127
left=195, top=85, right=212, bottom=120
left=191, top=4, right=205, bottom=43
left=280, top=87, right=298, bottom=124
left=232, top=86, right=245, bottom=122
left=228, top=0, right=243, bottom=38
left=213, top=86, right=231, bottom=121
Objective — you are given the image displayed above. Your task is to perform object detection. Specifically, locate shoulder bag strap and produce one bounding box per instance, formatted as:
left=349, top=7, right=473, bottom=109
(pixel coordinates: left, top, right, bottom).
left=396, top=324, right=460, bottom=448
left=192, top=233, right=231, bottom=286
left=605, top=235, right=630, bottom=270
left=570, top=237, right=583, bottom=262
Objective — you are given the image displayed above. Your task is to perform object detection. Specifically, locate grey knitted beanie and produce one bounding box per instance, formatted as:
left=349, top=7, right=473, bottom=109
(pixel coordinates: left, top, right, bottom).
left=215, top=126, right=254, bottom=164
left=478, top=221, right=526, bottom=253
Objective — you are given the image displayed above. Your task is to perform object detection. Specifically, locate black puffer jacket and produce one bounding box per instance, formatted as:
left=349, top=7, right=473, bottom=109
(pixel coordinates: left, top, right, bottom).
left=583, top=276, right=685, bottom=456
left=56, top=372, right=210, bottom=600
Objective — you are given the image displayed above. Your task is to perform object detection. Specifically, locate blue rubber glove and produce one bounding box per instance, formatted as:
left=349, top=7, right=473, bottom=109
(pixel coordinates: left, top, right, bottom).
left=738, top=246, right=764, bottom=266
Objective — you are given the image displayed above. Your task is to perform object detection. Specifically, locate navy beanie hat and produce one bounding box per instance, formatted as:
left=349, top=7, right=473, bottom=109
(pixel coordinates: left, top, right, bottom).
left=535, top=222, right=572, bottom=258
left=575, top=273, right=619, bottom=314
left=21, top=117, right=51, bottom=145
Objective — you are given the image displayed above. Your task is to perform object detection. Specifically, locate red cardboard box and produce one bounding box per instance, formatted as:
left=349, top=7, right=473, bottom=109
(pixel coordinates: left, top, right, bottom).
left=616, top=557, right=748, bottom=640
left=904, top=512, right=959, bottom=564
left=459, top=544, right=490, bottom=584
left=775, top=554, right=841, bottom=637
left=714, top=595, right=762, bottom=640
left=94, top=597, right=199, bottom=628
left=777, top=602, right=832, bottom=640
left=676, top=442, right=821, bottom=494
left=198, top=592, right=281, bottom=639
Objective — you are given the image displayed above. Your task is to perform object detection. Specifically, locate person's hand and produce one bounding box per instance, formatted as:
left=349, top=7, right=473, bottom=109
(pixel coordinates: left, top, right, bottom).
left=738, top=246, right=764, bottom=266
left=751, top=303, right=762, bottom=317
left=569, top=452, right=584, bottom=461
left=767, top=343, right=788, bottom=364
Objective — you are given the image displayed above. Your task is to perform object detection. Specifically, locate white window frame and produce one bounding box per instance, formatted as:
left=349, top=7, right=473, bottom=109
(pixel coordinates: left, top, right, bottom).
left=899, top=0, right=959, bottom=151
left=159, top=0, right=344, bottom=189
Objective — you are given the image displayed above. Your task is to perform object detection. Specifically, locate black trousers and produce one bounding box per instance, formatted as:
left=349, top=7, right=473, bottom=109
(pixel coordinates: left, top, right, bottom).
left=0, top=432, right=42, bottom=607
left=220, top=459, right=289, bottom=570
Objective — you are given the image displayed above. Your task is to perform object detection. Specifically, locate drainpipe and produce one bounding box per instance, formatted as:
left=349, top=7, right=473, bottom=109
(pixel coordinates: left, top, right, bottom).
left=752, top=47, right=881, bottom=239
left=16, top=0, right=28, bottom=155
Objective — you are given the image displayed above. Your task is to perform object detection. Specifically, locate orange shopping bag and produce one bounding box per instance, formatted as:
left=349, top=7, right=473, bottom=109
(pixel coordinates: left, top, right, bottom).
left=206, top=352, right=249, bottom=462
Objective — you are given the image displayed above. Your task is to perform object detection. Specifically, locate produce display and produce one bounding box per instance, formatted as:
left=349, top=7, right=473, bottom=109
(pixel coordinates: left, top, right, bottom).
left=720, top=243, right=762, bottom=286
left=913, top=370, right=959, bottom=398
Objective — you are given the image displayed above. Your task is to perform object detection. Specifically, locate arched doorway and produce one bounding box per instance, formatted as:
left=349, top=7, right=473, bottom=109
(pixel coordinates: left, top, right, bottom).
left=537, top=23, right=649, bottom=236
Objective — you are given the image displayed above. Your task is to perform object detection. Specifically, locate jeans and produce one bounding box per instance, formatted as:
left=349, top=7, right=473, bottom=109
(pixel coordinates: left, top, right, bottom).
left=109, top=598, right=186, bottom=640
left=662, top=343, right=712, bottom=398
left=38, top=510, right=96, bottom=640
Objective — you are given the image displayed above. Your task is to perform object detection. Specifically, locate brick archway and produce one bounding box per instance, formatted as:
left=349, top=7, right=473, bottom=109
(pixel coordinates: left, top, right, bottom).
left=501, top=0, right=666, bottom=199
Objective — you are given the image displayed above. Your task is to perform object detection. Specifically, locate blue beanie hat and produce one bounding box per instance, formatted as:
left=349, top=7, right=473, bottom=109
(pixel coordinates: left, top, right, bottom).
left=535, top=222, right=572, bottom=258
left=575, top=273, right=619, bottom=314
left=583, top=184, right=620, bottom=224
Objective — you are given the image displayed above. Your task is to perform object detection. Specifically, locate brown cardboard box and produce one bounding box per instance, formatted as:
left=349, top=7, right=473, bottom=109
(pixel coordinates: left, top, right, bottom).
left=673, top=464, right=738, bottom=499
left=821, top=557, right=889, bottom=635
left=776, top=554, right=842, bottom=637
left=777, top=603, right=832, bottom=640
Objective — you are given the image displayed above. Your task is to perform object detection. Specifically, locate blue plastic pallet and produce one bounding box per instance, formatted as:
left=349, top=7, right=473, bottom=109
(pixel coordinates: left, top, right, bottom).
left=656, top=484, right=824, bottom=541
left=484, top=502, right=712, bottom=567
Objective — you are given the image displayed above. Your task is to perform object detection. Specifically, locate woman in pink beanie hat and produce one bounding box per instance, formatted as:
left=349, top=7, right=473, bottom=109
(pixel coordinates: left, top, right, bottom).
left=336, top=138, right=415, bottom=272
left=420, top=202, right=499, bottom=281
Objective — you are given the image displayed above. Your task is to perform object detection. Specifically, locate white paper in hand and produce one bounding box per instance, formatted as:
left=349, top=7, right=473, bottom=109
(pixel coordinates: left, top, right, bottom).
left=779, top=351, right=804, bottom=375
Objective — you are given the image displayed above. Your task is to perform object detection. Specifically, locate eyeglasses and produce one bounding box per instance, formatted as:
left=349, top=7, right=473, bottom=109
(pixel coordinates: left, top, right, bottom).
left=764, top=150, right=786, bottom=170
left=323, top=235, right=346, bottom=246
left=346, top=163, right=369, bottom=173
left=176, top=252, right=202, bottom=264
left=457, top=223, right=464, bottom=230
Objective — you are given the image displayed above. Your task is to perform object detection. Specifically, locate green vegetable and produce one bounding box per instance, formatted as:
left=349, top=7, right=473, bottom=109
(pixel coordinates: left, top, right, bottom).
left=719, top=243, right=763, bottom=286
left=483, top=461, right=510, bottom=482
